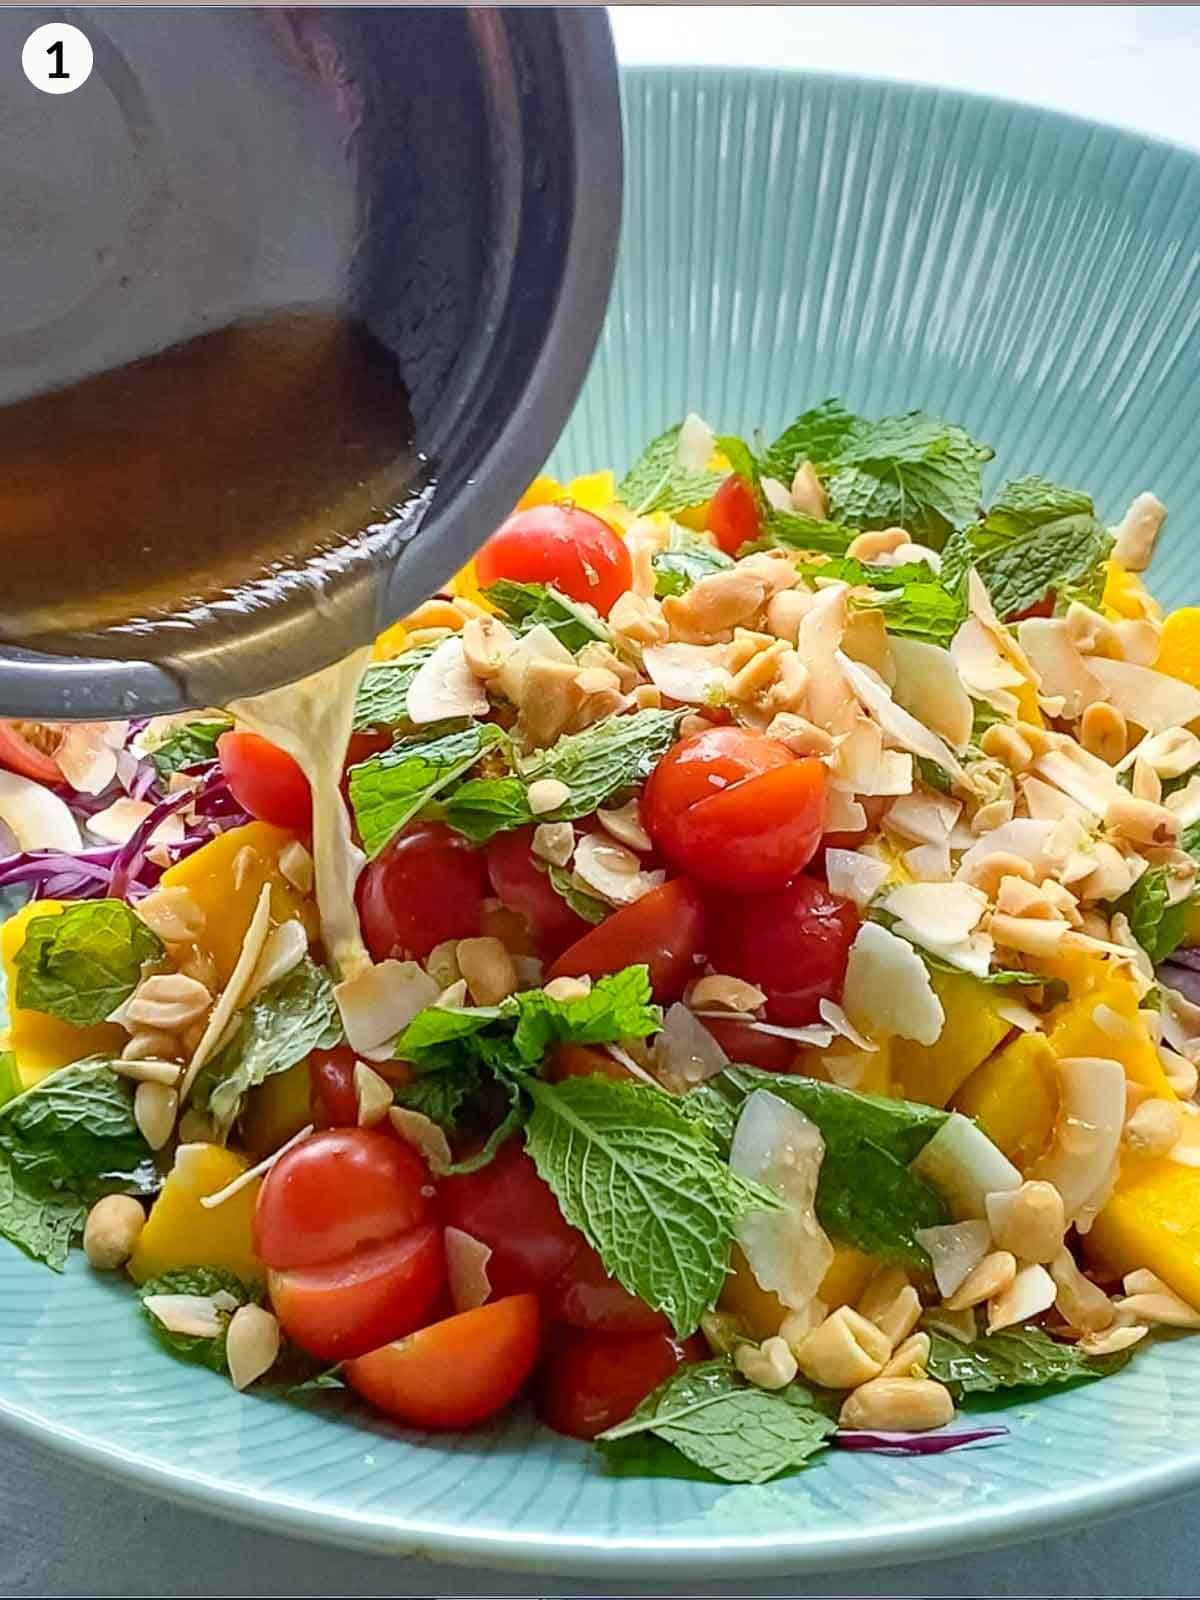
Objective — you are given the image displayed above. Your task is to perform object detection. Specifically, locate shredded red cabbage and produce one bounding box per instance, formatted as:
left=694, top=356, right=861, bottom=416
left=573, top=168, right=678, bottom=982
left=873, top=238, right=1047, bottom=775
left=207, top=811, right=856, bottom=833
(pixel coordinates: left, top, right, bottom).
left=1160, top=958, right=1200, bottom=1006
left=833, top=1425, right=1008, bottom=1455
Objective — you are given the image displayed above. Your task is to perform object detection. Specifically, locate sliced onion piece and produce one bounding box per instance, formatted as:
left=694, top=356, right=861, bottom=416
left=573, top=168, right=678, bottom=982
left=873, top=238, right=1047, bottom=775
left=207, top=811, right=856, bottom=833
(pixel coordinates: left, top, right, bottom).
left=656, top=1002, right=729, bottom=1088
left=915, top=1219, right=993, bottom=1298
left=729, top=1089, right=834, bottom=1312
left=910, top=1113, right=1021, bottom=1220
left=842, top=922, right=944, bottom=1047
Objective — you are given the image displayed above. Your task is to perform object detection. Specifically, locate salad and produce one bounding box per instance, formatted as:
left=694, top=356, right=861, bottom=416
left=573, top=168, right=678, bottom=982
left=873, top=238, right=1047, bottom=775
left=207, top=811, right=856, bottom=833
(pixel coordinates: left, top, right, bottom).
left=3, top=398, right=1200, bottom=1484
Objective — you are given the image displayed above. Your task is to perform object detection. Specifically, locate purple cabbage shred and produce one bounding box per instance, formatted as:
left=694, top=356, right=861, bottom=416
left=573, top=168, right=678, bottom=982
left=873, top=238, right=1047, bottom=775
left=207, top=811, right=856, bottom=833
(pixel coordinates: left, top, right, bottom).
left=833, top=1425, right=1009, bottom=1455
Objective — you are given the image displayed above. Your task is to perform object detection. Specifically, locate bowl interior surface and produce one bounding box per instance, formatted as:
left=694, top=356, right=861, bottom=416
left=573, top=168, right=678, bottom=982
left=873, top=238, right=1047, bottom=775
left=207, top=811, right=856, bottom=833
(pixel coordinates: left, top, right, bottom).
left=4, top=66, right=1200, bottom=1578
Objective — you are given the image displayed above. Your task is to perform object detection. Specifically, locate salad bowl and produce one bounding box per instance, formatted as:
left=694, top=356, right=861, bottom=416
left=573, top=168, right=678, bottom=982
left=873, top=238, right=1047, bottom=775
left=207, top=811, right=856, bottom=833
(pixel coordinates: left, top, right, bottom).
left=3, top=66, right=1200, bottom=1578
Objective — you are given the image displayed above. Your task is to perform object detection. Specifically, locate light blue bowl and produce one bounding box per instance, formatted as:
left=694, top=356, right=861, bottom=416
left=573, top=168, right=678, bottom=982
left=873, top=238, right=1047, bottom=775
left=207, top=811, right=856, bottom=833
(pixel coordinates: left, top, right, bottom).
left=4, top=68, right=1200, bottom=1579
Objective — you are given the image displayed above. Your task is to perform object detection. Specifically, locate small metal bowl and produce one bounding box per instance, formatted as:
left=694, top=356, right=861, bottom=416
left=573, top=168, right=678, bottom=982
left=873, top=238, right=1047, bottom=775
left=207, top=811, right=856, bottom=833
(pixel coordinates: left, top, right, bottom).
left=0, top=6, right=621, bottom=717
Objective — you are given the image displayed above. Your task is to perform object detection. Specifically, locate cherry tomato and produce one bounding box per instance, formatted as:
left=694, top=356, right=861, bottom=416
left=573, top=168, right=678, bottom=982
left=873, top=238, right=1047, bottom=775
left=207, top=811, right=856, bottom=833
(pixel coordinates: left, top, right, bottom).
left=641, top=728, right=826, bottom=893
left=253, top=1127, right=433, bottom=1271
left=0, top=722, right=61, bottom=783
left=548, top=878, right=706, bottom=1002
left=706, top=874, right=860, bottom=1025
left=440, top=1137, right=582, bottom=1299
left=486, top=826, right=590, bottom=958
left=217, top=731, right=312, bottom=833
left=357, top=821, right=489, bottom=962
left=538, top=1328, right=705, bottom=1439
left=545, top=1239, right=668, bottom=1334
left=474, top=504, right=633, bottom=616
left=268, top=1222, right=445, bottom=1363
left=547, top=1044, right=628, bottom=1083
left=708, top=473, right=761, bottom=557
left=1007, top=592, right=1056, bottom=623
left=308, top=1047, right=411, bottom=1128
left=345, top=1294, right=541, bottom=1429
left=700, top=1014, right=798, bottom=1073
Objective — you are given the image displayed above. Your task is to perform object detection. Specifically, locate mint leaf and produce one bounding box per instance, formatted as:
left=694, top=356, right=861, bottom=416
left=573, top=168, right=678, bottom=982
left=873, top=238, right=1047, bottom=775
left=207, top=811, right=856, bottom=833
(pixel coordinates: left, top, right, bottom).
left=524, top=1075, right=774, bottom=1335
left=148, top=718, right=232, bottom=778
left=391, top=1060, right=485, bottom=1132
left=286, top=1365, right=346, bottom=1395
left=483, top=581, right=611, bottom=652
left=653, top=529, right=734, bottom=598
left=927, top=1327, right=1134, bottom=1397
left=352, top=645, right=437, bottom=731
left=0, top=1057, right=153, bottom=1201
left=598, top=1358, right=835, bottom=1483
left=139, top=1267, right=259, bottom=1374
left=548, top=864, right=607, bottom=925
left=755, top=509, right=858, bottom=556
left=0, top=1150, right=81, bottom=1270
left=823, top=412, right=991, bottom=548
left=857, top=575, right=965, bottom=648
left=0, top=1051, right=20, bottom=1109
left=15, top=900, right=163, bottom=1026
left=941, top=477, right=1114, bottom=619
left=718, top=1068, right=947, bottom=1266
left=349, top=722, right=507, bottom=856
left=761, top=400, right=858, bottom=483
left=1116, top=866, right=1192, bottom=964
left=189, top=958, right=341, bottom=1133
left=619, top=424, right=725, bottom=516
left=441, top=776, right=532, bottom=844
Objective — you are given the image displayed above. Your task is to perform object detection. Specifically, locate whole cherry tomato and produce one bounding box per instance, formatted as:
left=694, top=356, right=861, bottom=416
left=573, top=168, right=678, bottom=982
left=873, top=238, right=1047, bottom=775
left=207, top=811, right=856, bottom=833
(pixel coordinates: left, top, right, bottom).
left=309, top=1047, right=411, bottom=1128
left=545, top=1239, right=668, bottom=1334
left=486, top=826, right=590, bottom=959
left=707, top=473, right=761, bottom=557
left=705, top=874, right=860, bottom=1025
left=474, top=504, right=632, bottom=616
left=345, top=1294, right=541, bottom=1429
left=538, top=1328, right=705, bottom=1439
left=641, top=727, right=826, bottom=893
left=440, top=1137, right=582, bottom=1300
left=549, top=878, right=706, bottom=1002
left=356, top=821, right=489, bottom=962
left=217, top=731, right=312, bottom=833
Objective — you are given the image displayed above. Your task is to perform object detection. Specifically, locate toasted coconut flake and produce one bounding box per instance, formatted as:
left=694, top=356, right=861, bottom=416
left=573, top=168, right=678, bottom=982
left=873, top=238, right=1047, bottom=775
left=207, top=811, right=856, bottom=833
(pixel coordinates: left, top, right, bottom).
left=885, top=790, right=961, bottom=847
left=0, top=770, right=82, bottom=853
left=181, top=884, right=273, bottom=1097
left=967, top=570, right=1040, bottom=683
left=596, top=798, right=652, bottom=853
left=797, top=586, right=859, bottom=735
left=988, top=1262, right=1057, bottom=1332
left=824, top=849, right=891, bottom=908
left=335, top=960, right=439, bottom=1058
left=389, top=1106, right=453, bottom=1172
left=572, top=833, right=664, bottom=907
left=951, top=617, right=1026, bottom=697
left=1016, top=619, right=1103, bottom=718
left=884, top=882, right=988, bottom=952
left=444, top=1226, right=493, bottom=1312
left=88, top=798, right=186, bottom=848
left=1085, top=657, right=1200, bottom=733
left=826, top=787, right=868, bottom=833
left=889, top=638, right=973, bottom=752
left=1110, top=491, right=1165, bottom=571
left=1034, top=746, right=1124, bottom=818
left=246, top=919, right=309, bottom=1002
left=996, top=999, right=1041, bottom=1032
left=406, top=634, right=489, bottom=725
left=818, top=998, right=879, bottom=1053
left=836, top=651, right=964, bottom=780
left=842, top=922, right=944, bottom=1046
left=915, top=1220, right=992, bottom=1299
left=56, top=722, right=128, bottom=796
left=761, top=475, right=793, bottom=512
left=677, top=411, right=716, bottom=470
left=730, top=1090, right=834, bottom=1311
left=904, top=841, right=953, bottom=882
left=641, top=642, right=733, bottom=704
left=495, top=622, right=576, bottom=703
left=1030, top=1055, right=1126, bottom=1223
left=656, top=1002, right=729, bottom=1088
left=143, top=1293, right=225, bottom=1339
left=957, top=818, right=1057, bottom=881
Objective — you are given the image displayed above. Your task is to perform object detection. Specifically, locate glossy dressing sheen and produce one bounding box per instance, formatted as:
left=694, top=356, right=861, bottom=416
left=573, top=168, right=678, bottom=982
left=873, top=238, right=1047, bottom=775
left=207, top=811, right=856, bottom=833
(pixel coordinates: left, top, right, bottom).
left=0, top=311, right=419, bottom=661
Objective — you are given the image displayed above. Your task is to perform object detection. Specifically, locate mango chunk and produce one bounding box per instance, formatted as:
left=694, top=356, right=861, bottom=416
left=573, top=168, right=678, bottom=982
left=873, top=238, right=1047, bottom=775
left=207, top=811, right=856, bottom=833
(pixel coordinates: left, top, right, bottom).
left=1156, top=606, right=1200, bottom=691
left=796, top=1038, right=892, bottom=1098
left=891, top=971, right=1011, bottom=1108
left=159, top=821, right=316, bottom=985
left=1, top=900, right=125, bottom=1086
left=1084, top=1156, right=1200, bottom=1309
left=1102, top=558, right=1162, bottom=622
left=719, top=1244, right=877, bottom=1339
left=239, top=1060, right=312, bottom=1159
left=129, top=1142, right=262, bottom=1285
left=953, top=1033, right=1059, bottom=1169
left=1048, top=976, right=1175, bottom=1100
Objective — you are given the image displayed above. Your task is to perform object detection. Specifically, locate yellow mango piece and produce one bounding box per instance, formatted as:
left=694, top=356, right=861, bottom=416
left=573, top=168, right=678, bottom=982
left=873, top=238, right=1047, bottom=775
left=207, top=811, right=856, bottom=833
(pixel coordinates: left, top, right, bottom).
left=516, top=474, right=569, bottom=510
left=719, top=1245, right=878, bottom=1338
left=1013, top=680, right=1043, bottom=727
left=672, top=501, right=713, bottom=532
left=1102, top=558, right=1162, bottom=622
left=129, top=1143, right=262, bottom=1285
left=160, top=821, right=317, bottom=986
left=891, top=971, right=1011, bottom=1108
left=239, top=1060, right=312, bottom=1160
left=1048, top=976, right=1175, bottom=1099
left=1033, top=945, right=1108, bottom=999
left=371, top=618, right=410, bottom=661
left=1084, top=1156, right=1200, bottom=1309
left=796, top=1039, right=892, bottom=1097
left=1155, top=607, right=1200, bottom=690
left=565, top=469, right=618, bottom=514
left=953, top=1033, right=1059, bottom=1169
left=0, top=901, right=125, bottom=1086
left=447, top=559, right=495, bottom=614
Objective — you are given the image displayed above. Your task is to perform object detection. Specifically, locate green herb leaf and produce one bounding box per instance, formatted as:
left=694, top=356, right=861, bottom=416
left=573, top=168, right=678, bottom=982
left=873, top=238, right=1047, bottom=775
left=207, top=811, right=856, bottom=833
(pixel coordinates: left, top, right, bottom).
left=15, top=900, right=163, bottom=1027
left=941, top=477, right=1114, bottom=620
left=822, top=412, right=992, bottom=548
left=349, top=722, right=507, bottom=856
left=287, top=1366, right=346, bottom=1395
left=440, top=776, right=532, bottom=844
left=652, top=529, right=734, bottom=597
left=189, top=958, right=341, bottom=1133
left=927, top=1327, right=1135, bottom=1397
left=857, top=575, right=965, bottom=649
left=138, top=1267, right=259, bottom=1374
left=483, top=581, right=611, bottom=652
left=352, top=645, right=438, bottom=731
left=598, top=1358, right=835, bottom=1483
left=618, top=423, right=725, bottom=515
left=0, top=1051, right=20, bottom=1109
left=0, top=1057, right=153, bottom=1201
left=761, top=400, right=858, bottom=483
left=148, top=718, right=232, bottom=778
left=917, top=756, right=956, bottom=795
left=436, top=1081, right=527, bottom=1176
left=755, top=509, right=858, bottom=556
left=1116, top=866, right=1192, bottom=964
left=524, top=1075, right=775, bottom=1335
left=547, top=864, right=608, bottom=925
left=390, top=1059, right=485, bottom=1132
left=0, top=1151, right=82, bottom=1270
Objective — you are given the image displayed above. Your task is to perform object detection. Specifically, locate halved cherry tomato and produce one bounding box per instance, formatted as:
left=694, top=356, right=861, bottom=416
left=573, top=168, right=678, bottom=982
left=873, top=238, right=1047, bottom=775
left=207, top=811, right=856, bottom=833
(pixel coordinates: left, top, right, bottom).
left=217, top=731, right=312, bottom=834
left=700, top=1014, right=797, bottom=1073
left=538, top=1328, right=705, bottom=1439
left=345, top=1293, right=541, bottom=1429
left=548, top=878, right=706, bottom=1002
left=474, top=504, right=633, bottom=616
left=706, top=874, right=859, bottom=1025
left=486, top=825, right=590, bottom=959
left=356, top=820, right=489, bottom=962
left=1006, top=592, right=1056, bottom=623
left=707, top=473, right=761, bottom=557
left=441, top=1137, right=581, bottom=1299
left=268, top=1222, right=445, bottom=1362
left=253, top=1127, right=433, bottom=1270
left=642, top=728, right=826, bottom=893
left=0, top=722, right=61, bottom=783
left=309, top=1047, right=411, bottom=1128
left=548, top=1044, right=628, bottom=1082
left=545, top=1239, right=668, bottom=1334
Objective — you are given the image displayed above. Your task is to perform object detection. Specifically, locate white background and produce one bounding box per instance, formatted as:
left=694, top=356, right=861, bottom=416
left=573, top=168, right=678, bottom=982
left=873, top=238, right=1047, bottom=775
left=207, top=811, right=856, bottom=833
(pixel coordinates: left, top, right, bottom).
left=6, top=7, right=1200, bottom=1598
